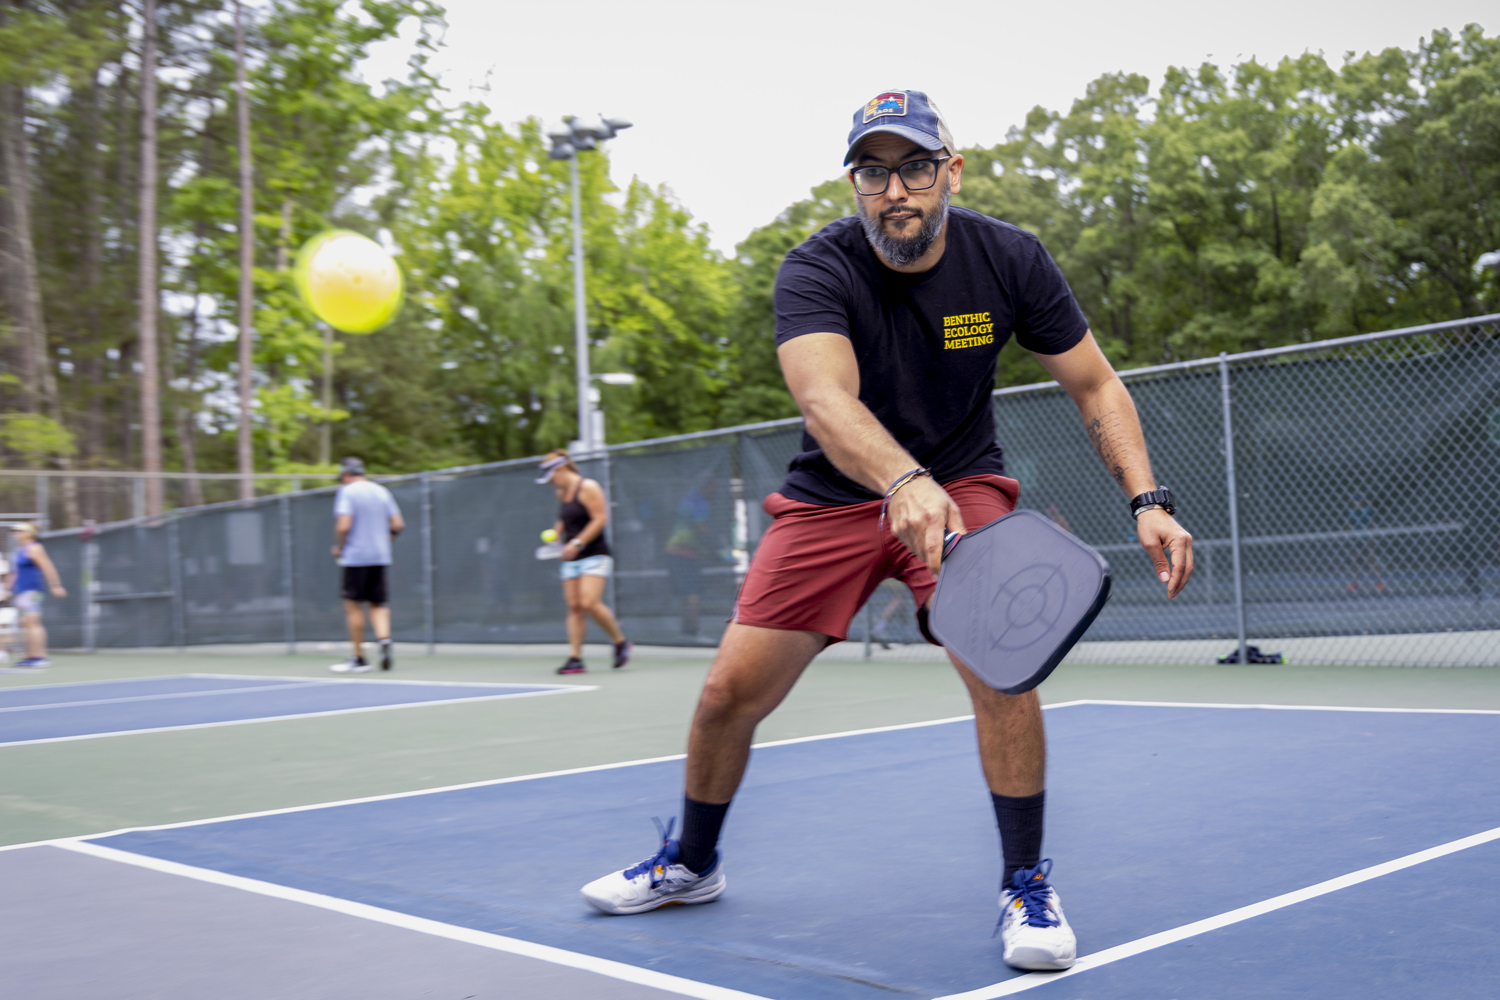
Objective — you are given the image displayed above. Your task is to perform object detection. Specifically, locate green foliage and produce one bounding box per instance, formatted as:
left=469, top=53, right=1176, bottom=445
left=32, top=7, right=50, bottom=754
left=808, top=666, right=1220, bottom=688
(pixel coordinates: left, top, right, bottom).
left=0, top=413, right=75, bottom=464
left=2, top=8, right=1497, bottom=493
left=722, top=177, right=854, bottom=424
left=955, top=26, right=1500, bottom=373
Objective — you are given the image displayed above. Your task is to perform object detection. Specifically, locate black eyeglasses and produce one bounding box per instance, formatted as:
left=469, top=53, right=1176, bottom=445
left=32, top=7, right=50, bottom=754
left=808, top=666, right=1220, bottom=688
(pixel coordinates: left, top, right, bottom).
left=849, top=156, right=951, bottom=196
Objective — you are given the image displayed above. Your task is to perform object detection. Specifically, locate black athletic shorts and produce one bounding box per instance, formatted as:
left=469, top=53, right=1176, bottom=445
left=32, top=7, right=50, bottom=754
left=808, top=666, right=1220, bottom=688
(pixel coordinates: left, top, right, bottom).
left=341, top=565, right=388, bottom=605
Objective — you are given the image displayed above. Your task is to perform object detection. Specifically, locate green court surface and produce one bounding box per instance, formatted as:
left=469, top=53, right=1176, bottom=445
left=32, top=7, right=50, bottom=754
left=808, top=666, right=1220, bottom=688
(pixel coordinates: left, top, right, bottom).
left=3, top=646, right=1498, bottom=848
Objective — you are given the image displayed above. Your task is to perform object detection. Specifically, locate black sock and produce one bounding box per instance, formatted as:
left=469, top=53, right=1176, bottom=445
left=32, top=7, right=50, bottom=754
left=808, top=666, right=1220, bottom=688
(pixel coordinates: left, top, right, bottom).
left=678, top=796, right=731, bottom=874
left=992, top=791, right=1045, bottom=887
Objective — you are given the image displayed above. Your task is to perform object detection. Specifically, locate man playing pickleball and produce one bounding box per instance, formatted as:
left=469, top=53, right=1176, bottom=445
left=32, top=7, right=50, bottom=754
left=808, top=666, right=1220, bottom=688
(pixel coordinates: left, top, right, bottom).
left=581, top=90, right=1194, bottom=971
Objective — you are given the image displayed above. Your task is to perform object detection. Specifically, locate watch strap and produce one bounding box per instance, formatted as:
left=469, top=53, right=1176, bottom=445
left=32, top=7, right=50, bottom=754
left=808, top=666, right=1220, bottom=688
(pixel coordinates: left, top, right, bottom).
left=1130, top=486, right=1176, bottom=517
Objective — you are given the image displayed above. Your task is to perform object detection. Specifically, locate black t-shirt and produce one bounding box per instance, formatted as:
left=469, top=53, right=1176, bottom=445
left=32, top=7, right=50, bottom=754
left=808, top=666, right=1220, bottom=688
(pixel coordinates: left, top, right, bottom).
left=773, top=207, right=1089, bottom=505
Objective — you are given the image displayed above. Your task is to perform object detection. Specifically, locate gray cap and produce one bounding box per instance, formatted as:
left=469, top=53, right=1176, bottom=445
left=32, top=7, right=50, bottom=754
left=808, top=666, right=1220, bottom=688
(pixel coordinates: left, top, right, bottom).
left=340, top=457, right=366, bottom=476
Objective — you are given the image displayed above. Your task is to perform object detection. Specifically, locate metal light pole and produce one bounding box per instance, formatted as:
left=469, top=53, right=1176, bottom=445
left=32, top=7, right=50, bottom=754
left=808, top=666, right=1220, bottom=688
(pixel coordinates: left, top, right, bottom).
left=549, top=115, right=632, bottom=454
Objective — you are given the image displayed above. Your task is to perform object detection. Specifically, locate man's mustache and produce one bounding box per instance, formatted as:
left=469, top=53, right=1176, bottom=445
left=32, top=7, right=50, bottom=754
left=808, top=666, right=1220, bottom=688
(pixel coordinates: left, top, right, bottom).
left=881, top=205, right=923, bottom=221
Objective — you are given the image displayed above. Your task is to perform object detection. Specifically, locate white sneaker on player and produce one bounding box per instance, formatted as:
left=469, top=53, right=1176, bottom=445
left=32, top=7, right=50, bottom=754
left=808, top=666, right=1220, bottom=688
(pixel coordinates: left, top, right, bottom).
left=998, top=860, right=1077, bottom=971
left=580, top=819, right=727, bottom=915
left=330, top=657, right=371, bottom=674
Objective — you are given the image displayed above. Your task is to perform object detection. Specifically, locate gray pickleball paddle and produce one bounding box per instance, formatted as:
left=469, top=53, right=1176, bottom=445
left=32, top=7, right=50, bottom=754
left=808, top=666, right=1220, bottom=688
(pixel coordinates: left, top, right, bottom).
left=927, top=509, right=1112, bottom=694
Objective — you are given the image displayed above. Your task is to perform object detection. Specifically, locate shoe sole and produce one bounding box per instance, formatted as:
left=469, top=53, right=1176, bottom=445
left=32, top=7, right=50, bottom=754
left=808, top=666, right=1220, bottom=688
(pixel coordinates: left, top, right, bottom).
left=582, top=876, right=727, bottom=915
left=1004, top=946, right=1076, bottom=971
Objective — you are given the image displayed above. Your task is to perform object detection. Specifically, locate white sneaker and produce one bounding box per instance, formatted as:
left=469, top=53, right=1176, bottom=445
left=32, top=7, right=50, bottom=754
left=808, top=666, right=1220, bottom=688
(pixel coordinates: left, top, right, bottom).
left=581, top=820, right=727, bottom=915
left=330, top=657, right=371, bottom=674
left=999, top=860, right=1077, bottom=971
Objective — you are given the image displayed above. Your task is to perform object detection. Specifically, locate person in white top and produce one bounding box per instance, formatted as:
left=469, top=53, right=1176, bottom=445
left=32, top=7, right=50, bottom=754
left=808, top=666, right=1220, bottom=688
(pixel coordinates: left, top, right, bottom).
left=330, top=457, right=404, bottom=673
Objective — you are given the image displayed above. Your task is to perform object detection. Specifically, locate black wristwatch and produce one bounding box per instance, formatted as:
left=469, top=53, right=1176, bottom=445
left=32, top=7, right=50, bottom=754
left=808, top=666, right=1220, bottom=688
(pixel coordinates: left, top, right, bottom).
left=1130, top=486, right=1176, bottom=519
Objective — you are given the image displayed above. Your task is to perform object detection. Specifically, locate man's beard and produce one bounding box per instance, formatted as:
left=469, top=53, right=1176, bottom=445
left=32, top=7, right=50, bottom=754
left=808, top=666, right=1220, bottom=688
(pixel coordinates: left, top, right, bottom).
left=858, top=181, right=950, bottom=267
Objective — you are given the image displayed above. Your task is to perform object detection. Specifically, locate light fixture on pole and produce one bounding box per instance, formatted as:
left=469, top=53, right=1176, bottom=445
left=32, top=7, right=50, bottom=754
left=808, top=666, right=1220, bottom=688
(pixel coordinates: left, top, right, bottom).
left=548, top=114, right=633, bottom=455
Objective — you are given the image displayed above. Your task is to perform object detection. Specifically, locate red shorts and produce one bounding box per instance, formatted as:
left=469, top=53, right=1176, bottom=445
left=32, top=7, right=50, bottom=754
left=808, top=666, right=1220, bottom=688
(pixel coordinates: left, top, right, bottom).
left=733, top=474, right=1020, bottom=643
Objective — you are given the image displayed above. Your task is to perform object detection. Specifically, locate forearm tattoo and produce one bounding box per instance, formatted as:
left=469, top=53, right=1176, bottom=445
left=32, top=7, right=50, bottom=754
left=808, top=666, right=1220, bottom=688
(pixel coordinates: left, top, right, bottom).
left=1085, top=409, right=1131, bottom=487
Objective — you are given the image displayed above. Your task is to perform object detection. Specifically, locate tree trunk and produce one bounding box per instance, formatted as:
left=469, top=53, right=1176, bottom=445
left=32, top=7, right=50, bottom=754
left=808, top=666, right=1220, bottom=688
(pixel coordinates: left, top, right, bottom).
left=176, top=85, right=216, bottom=511
left=81, top=64, right=106, bottom=490
left=0, top=81, right=43, bottom=414
left=179, top=251, right=205, bottom=508
left=0, top=62, right=80, bottom=526
left=235, top=0, right=255, bottom=501
left=113, top=61, right=134, bottom=474
left=138, top=0, right=162, bottom=516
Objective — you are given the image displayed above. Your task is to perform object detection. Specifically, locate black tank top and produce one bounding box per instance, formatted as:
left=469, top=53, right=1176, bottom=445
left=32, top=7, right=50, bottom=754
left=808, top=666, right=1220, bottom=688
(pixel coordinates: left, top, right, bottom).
left=559, top=480, right=610, bottom=559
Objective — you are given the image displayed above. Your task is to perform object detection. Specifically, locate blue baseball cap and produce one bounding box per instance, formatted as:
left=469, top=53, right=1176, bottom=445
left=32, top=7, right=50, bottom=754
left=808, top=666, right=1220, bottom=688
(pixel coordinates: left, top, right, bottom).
left=844, top=90, right=955, bottom=166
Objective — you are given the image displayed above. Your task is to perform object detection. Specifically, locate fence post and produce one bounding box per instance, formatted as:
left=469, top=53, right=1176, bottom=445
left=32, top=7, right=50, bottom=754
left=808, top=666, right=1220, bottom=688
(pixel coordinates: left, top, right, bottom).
left=35, top=475, right=48, bottom=532
left=132, top=477, right=146, bottom=521
left=1219, top=353, right=1249, bottom=666
left=167, top=516, right=186, bottom=651
left=421, top=472, right=435, bottom=656
left=281, top=495, right=295, bottom=655
left=600, top=450, right=619, bottom=631
left=82, top=524, right=97, bottom=653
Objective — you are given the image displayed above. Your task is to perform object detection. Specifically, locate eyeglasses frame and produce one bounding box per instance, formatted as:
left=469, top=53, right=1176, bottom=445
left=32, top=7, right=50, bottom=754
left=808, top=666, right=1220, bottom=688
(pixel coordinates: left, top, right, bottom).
left=848, top=155, right=953, bottom=197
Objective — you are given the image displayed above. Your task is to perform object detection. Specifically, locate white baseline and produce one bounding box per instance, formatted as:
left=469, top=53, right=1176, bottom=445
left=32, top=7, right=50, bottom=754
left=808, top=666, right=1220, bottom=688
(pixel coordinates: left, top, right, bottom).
left=56, top=841, right=774, bottom=1000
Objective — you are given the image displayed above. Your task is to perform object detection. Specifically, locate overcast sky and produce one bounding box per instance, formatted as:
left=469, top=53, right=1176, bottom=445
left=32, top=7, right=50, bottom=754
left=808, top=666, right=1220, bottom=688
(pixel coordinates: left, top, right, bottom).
left=359, top=0, right=1490, bottom=254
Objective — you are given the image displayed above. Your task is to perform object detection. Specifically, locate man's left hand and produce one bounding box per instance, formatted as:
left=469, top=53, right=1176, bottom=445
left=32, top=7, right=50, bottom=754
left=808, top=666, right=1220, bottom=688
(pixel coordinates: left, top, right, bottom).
left=1136, top=508, right=1193, bottom=599
left=330, top=545, right=341, bottom=558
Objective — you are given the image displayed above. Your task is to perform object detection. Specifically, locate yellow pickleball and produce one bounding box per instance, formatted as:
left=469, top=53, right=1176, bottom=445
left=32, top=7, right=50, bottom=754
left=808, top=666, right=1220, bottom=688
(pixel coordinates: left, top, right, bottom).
left=540, top=528, right=558, bottom=543
left=295, top=230, right=404, bottom=333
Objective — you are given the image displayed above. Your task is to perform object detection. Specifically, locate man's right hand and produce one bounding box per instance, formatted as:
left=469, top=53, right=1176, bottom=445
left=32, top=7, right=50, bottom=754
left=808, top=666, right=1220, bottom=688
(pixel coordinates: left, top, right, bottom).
left=885, top=476, right=966, bottom=576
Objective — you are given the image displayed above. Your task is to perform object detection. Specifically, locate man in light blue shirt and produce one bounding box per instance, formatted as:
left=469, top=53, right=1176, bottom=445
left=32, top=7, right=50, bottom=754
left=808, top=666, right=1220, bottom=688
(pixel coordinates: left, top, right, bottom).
left=330, top=457, right=404, bottom=673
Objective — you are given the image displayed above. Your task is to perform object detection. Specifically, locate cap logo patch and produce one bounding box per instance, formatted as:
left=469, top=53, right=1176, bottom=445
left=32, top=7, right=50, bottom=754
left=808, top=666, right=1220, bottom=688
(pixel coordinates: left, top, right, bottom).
left=863, top=92, right=908, bottom=123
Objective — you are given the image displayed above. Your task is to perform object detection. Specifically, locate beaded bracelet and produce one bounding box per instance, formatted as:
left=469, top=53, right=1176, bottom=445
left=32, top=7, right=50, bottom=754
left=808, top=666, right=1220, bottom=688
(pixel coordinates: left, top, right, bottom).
left=878, top=467, right=931, bottom=530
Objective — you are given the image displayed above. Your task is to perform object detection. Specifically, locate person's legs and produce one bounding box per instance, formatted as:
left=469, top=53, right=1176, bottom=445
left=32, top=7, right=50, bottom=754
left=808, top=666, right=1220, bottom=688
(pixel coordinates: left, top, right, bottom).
left=21, top=612, right=45, bottom=659
left=562, top=577, right=586, bottom=658
left=581, top=492, right=887, bottom=913
left=951, top=653, right=1047, bottom=884
left=368, top=604, right=391, bottom=641
left=685, top=623, right=828, bottom=803
left=343, top=599, right=366, bottom=660
left=577, top=574, right=625, bottom=644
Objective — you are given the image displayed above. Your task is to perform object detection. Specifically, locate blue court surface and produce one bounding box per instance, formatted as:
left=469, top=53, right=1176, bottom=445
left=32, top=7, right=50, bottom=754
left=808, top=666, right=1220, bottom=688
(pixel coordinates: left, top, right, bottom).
left=78, top=702, right=1500, bottom=999
left=0, top=673, right=582, bottom=746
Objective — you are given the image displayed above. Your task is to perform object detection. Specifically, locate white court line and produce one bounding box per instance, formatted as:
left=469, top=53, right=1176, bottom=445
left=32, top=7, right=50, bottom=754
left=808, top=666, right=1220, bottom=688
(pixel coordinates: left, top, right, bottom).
left=12, top=703, right=1500, bottom=995
left=0, top=681, right=336, bottom=713
left=0, top=685, right=595, bottom=749
left=187, top=672, right=587, bottom=690
left=53, top=841, right=774, bottom=1000
left=1063, top=698, right=1500, bottom=715
left=0, top=714, right=978, bottom=852
left=0, top=673, right=275, bottom=694
left=932, top=823, right=1500, bottom=999
left=5, top=699, right=1494, bottom=849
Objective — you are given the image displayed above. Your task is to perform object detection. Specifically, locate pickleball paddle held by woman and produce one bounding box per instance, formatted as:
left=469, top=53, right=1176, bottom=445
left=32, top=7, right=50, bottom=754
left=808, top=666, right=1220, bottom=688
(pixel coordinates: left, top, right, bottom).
left=578, top=89, right=1193, bottom=972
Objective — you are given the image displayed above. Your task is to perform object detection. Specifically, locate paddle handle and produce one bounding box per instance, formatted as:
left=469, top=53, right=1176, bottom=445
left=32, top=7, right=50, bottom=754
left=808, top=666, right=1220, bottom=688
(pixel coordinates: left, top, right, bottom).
left=941, top=531, right=961, bottom=561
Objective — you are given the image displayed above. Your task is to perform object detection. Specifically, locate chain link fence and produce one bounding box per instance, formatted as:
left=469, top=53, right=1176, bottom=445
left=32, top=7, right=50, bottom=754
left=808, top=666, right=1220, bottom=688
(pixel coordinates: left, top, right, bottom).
left=8, top=315, right=1499, bottom=667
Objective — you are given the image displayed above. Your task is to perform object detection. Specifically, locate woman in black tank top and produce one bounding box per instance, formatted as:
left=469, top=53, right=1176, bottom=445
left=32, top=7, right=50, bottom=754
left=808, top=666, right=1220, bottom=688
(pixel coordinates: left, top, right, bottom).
left=537, top=451, right=632, bottom=675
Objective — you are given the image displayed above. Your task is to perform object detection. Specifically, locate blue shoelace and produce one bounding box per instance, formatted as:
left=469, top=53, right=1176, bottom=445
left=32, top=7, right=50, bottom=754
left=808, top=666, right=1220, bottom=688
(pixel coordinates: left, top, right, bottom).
left=623, top=817, right=677, bottom=884
left=995, top=859, right=1061, bottom=934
